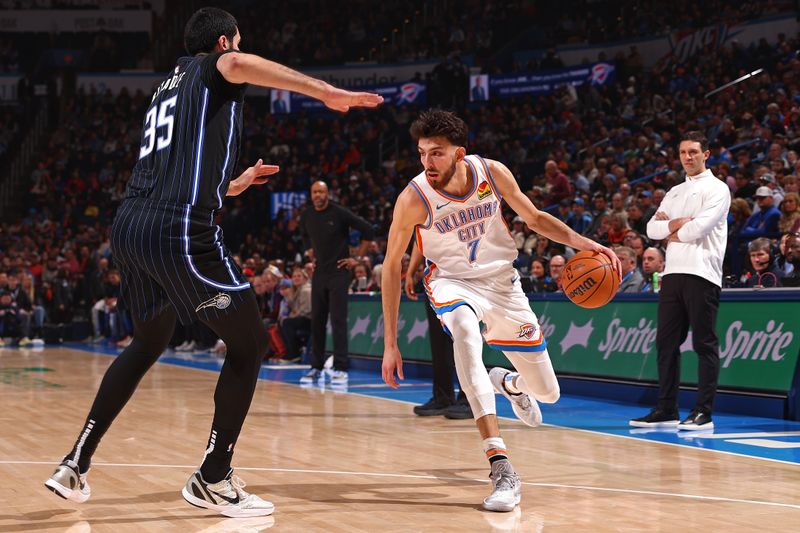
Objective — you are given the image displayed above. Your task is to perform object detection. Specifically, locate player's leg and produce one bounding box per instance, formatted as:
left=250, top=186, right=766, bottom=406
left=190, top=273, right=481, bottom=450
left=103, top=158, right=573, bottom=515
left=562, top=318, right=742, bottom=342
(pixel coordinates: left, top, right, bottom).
left=183, top=289, right=273, bottom=517
left=481, top=281, right=551, bottom=427
left=493, top=347, right=559, bottom=427
left=194, top=289, right=267, bottom=482
left=439, top=305, right=520, bottom=512
left=45, top=305, right=177, bottom=502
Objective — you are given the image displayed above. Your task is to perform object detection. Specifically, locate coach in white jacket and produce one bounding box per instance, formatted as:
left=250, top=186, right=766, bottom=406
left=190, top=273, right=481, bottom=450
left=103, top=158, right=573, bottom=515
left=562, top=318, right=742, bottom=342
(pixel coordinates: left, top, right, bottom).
left=630, top=131, right=730, bottom=431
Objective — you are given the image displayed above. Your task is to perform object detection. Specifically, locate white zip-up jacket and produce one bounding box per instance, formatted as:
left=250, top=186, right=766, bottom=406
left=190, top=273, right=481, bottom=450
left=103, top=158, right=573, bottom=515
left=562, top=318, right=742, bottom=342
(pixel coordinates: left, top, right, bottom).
left=646, top=169, right=730, bottom=287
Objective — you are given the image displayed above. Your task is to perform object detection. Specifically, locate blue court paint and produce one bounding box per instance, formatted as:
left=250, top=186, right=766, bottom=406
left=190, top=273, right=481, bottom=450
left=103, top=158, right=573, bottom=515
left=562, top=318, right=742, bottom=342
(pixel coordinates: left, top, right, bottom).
left=66, top=343, right=800, bottom=465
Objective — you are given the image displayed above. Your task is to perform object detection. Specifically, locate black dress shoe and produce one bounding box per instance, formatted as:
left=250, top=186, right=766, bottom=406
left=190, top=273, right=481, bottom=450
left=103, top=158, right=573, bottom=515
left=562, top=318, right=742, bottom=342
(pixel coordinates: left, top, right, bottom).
left=677, top=410, right=713, bottom=431
left=629, top=408, right=680, bottom=427
left=443, top=401, right=473, bottom=420
left=413, top=397, right=453, bottom=416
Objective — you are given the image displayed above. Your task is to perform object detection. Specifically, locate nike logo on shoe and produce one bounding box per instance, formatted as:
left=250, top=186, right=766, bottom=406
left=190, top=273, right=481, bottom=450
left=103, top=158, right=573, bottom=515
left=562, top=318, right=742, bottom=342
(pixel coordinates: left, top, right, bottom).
left=212, top=490, right=240, bottom=505
left=436, top=202, right=451, bottom=210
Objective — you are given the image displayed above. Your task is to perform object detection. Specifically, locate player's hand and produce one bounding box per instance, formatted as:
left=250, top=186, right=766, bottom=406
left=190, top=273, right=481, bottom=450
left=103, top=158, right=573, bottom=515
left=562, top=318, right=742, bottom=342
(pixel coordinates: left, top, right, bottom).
left=322, top=86, right=384, bottom=112
left=337, top=257, right=359, bottom=269
left=404, top=275, right=418, bottom=300
left=227, top=159, right=280, bottom=196
left=382, top=345, right=405, bottom=388
left=586, top=242, right=623, bottom=280
left=654, top=211, right=669, bottom=221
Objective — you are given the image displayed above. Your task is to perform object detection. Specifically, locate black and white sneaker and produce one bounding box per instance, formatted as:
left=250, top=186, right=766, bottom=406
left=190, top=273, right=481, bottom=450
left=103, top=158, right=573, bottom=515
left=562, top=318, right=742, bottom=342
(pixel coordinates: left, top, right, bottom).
left=629, top=408, right=680, bottom=428
left=677, top=411, right=713, bottom=431
left=44, top=459, right=91, bottom=503
left=182, top=470, right=275, bottom=517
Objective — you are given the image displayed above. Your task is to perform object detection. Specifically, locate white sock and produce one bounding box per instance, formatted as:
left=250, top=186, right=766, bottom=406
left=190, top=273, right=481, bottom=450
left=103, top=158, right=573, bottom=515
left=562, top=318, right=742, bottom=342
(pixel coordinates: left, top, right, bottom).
left=503, top=372, right=522, bottom=395
left=483, top=436, right=508, bottom=463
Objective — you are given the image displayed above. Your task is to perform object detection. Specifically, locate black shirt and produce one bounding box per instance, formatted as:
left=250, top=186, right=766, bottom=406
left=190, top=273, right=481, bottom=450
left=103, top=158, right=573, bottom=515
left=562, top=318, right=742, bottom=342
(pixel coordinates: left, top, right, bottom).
left=126, top=50, right=246, bottom=212
left=300, top=203, right=375, bottom=273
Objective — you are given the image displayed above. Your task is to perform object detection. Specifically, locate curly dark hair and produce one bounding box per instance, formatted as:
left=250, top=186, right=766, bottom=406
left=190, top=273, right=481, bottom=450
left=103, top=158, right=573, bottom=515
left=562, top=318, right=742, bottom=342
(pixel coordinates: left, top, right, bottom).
left=680, top=130, right=709, bottom=152
left=409, top=109, right=468, bottom=147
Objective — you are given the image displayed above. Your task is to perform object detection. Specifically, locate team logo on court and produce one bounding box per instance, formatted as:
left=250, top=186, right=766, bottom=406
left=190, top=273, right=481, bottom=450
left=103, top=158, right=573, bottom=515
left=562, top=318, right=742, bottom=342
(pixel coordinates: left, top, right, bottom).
left=518, top=323, right=537, bottom=339
left=477, top=182, right=493, bottom=200
left=195, top=293, right=232, bottom=312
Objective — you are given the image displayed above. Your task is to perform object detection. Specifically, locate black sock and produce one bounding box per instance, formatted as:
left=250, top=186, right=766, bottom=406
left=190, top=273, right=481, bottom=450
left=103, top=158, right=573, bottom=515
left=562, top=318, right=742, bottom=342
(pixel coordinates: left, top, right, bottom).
left=199, top=426, right=240, bottom=483
left=65, top=418, right=107, bottom=474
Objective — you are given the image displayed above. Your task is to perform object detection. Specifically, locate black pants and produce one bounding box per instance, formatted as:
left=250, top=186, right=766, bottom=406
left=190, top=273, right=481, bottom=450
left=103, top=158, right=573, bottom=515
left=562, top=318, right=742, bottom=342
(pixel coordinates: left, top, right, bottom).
left=311, top=269, right=349, bottom=371
left=656, top=274, right=721, bottom=414
left=281, top=316, right=311, bottom=359
left=424, top=298, right=465, bottom=404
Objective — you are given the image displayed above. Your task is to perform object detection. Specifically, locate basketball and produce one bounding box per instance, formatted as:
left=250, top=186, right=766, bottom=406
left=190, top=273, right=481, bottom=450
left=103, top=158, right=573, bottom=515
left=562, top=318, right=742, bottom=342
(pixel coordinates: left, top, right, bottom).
left=562, top=251, right=619, bottom=308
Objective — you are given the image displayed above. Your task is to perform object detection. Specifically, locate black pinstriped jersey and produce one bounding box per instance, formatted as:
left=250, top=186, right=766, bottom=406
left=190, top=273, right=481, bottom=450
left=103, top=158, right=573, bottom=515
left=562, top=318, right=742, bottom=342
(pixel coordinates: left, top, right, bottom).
left=126, top=50, right=247, bottom=212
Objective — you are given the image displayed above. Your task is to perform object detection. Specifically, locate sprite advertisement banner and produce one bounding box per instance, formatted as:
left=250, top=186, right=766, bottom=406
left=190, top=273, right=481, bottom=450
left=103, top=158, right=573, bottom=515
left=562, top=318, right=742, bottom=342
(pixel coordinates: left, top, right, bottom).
left=331, top=297, right=800, bottom=393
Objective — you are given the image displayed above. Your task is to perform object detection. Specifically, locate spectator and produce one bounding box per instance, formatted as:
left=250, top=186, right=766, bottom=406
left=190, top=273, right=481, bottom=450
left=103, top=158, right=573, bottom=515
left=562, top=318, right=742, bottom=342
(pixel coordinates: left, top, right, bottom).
left=567, top=198, right=593, bottom=235
left=616, top=246, right=645, bottom=293
left=280, top=267, right=312, bottom=364
left=544, top=160, right=572, bottom=205
left=548, top=255, right=566, bottom=290
left=349, top=262, right=378, bottom=293
left=743, top=238, right=782, bottom=288
left=523, top=258, right=557, bottom=293
left=607, top=213, right=628, bottom=245
left=781, top=234, right=800, bottom=287
left=740, top=187, right=781, bottom=240
left=641, top=247, right=665, bottom=293
left=778, top=192, right=800, bottom=233
left=0, top=291, right=21, bottom=344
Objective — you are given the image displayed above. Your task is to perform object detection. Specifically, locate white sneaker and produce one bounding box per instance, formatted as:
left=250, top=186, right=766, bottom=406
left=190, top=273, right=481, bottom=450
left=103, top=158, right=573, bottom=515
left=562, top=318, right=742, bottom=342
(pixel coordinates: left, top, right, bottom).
left=328, top=369, right=349, bottom=384
left=300, top=368, right=322, bottom=384
left=32, top=338, right=45, bottom=347
left=323, top=355, right=334, bottom=370
left=19, top=337, right=33, bottom=347
left=182, top=470, right=274, bottom=518
left=45, top=459, right=91, bottom=503
left=482, top=459, right=521, bottom=512
left=489, top=367, right=542, bottom=427
left=175, top=341, right=191, bottom=351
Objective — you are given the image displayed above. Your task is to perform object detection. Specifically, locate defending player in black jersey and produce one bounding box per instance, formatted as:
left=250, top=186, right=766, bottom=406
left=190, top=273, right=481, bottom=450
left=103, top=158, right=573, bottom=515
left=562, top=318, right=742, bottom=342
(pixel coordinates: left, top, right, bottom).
left=44, top=7, right=382, bottom=517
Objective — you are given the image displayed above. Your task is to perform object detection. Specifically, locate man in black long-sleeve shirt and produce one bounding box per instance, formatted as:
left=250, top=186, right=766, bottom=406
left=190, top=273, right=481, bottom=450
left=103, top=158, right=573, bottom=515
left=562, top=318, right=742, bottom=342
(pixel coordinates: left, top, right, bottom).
left=299, top=180, right=374, bottom=384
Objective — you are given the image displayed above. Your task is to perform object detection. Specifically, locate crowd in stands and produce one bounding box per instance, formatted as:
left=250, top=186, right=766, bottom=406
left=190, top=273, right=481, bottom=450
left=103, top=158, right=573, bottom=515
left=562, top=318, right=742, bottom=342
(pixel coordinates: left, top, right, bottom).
left=2, top=12, right=800, bottom=347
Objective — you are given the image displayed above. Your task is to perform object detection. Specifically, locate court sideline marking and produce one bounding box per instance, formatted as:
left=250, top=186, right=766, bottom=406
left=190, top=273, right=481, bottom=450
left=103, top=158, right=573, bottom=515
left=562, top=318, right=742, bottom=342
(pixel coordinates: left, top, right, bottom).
left=4, top=460, right=799, bottom=511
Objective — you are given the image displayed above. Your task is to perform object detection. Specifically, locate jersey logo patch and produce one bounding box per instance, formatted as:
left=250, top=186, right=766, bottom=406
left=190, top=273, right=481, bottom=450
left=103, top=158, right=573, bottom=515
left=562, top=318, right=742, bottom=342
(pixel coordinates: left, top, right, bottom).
left=436, top=201, right=452, bottom=210
left=517, top=323, right=537, bottom=339
left=196, top=293, right=232, bottom=312
left=477, top=182, right=493, bottom=200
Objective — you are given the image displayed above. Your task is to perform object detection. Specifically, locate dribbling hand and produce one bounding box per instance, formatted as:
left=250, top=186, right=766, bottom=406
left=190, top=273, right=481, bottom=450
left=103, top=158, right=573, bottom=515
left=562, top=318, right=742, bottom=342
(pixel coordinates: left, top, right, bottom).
left=586, top=241, right=623, bottom=281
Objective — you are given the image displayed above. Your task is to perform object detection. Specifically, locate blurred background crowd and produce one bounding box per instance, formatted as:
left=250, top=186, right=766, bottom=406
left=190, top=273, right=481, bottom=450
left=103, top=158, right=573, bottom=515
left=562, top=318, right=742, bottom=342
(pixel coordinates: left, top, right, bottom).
left=1, top=0, right=799, bottom=349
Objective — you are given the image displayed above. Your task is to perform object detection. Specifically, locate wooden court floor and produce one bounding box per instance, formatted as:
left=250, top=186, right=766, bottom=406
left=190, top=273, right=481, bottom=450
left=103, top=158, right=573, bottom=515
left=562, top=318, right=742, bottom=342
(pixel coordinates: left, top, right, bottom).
left=1, top=347, right=799, bottom=532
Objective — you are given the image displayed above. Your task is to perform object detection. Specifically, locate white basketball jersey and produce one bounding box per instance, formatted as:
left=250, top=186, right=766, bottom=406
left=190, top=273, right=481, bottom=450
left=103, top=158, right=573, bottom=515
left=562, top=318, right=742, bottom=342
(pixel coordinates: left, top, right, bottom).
left=410, top=155, right=517, bottom=280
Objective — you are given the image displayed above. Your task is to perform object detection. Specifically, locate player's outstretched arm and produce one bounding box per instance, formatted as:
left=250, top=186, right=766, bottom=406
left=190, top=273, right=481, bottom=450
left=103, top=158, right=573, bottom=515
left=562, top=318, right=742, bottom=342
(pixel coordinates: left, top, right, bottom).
left=381, top=186, right=427, bottom=388
left=489, top=159, right=622, bottom=278
left=217, top=52, right=383, bottom=112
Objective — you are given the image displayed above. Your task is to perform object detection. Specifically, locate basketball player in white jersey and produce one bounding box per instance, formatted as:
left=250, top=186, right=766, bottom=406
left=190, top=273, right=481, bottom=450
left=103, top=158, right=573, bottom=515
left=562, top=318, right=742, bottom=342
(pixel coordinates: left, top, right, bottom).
left=382, top=110, right=620, bottom=511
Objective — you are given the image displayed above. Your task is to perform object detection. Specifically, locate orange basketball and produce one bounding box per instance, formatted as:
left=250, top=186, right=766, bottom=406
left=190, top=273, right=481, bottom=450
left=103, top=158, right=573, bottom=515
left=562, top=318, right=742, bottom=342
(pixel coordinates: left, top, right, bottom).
left=562, top=251, right=620, bottom=308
